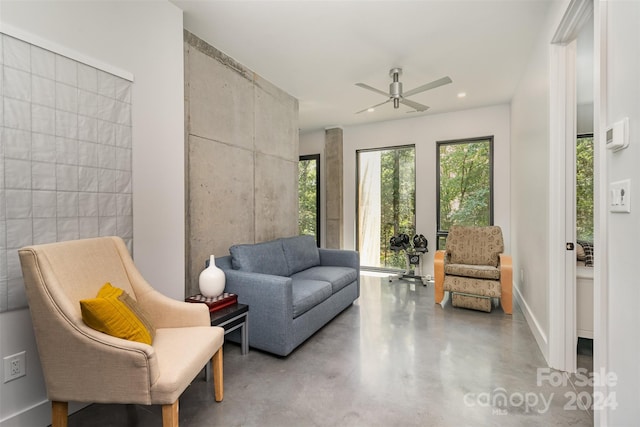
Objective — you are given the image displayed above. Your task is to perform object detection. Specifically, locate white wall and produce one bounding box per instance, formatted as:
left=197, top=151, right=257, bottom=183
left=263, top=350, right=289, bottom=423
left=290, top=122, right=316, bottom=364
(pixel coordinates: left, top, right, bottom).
left=509, top=0, right=570, bottom=362
left=604, top=0, right=640, bottom=423
left=0, top=1, right=184, bottom=424
left=301, top=104, right=511, bottom=276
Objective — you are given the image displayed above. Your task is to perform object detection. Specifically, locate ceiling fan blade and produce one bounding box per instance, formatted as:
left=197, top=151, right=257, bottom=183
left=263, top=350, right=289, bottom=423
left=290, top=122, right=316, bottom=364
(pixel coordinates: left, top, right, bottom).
left=400, top=98, right=429, bottom=112
left=403, top=76, right=453, bottom=97
left=355, top=99, right=391, bottom=114
left=355, top=83, right=389, bottom=98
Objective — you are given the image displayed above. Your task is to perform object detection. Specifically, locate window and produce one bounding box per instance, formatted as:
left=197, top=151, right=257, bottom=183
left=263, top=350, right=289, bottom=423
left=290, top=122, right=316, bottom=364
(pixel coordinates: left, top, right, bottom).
left=576, top=134, right=594, bottom=242
left=357, top=146, right=415, bottom=269
left=436, top=137, right=494, bottom=249
left=298, top=154, right=320, bottom=246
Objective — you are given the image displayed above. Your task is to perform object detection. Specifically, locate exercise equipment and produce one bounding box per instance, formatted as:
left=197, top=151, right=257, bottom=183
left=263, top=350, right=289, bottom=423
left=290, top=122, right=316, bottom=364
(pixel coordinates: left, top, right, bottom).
left=388, top=233, right=430, bottom=285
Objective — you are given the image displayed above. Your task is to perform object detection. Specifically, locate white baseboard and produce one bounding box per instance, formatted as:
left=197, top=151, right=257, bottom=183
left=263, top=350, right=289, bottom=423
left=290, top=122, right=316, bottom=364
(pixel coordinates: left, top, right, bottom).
left=0, top=400, right=88, bottom=427
left=513, top=285, right=549, bottom=366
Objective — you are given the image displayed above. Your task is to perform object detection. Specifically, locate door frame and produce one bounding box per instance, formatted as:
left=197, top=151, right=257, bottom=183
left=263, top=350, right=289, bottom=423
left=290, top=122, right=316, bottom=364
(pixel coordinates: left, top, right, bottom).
left=548, top=0, right=594, bottom=373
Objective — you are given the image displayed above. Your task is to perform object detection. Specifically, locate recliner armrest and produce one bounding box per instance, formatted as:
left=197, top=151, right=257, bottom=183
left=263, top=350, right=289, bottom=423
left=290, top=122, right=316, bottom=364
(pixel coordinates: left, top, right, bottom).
left=499, top=253, right=513, bottom=314
left=434, top=250, right=446, bottom=304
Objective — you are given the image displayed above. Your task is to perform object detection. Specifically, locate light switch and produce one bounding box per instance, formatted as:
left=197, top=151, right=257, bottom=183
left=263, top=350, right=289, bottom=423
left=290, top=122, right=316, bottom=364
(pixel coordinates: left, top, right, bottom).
left=610, top=179, right=631, bottom=213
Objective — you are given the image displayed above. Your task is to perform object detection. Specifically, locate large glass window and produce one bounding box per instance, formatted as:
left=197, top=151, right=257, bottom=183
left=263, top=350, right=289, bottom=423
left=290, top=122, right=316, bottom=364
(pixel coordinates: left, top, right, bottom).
left=299, top=154, right=320, bottom=246
left=437, top=137, right=494, bottom=248
left=576, top=134, right=594, bottom=242
left=357, top=146, right=415, bottom=269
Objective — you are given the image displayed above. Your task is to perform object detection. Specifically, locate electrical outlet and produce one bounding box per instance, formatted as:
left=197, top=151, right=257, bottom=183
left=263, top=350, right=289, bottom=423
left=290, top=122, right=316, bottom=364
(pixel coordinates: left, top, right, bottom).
left=3, top=351, right=26, bottom=383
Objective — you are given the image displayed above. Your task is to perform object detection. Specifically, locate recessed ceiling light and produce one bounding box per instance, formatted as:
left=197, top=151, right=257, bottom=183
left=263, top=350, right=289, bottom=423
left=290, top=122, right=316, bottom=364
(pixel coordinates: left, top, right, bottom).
left=367, top=108, right=375, bottom=112
left=457, top=92, right=467, bottom=98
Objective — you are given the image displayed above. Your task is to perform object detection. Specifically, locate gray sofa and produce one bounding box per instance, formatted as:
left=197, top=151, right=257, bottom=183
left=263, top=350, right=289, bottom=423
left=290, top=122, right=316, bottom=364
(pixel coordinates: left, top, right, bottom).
left=214, top=235, right=360, bottom=356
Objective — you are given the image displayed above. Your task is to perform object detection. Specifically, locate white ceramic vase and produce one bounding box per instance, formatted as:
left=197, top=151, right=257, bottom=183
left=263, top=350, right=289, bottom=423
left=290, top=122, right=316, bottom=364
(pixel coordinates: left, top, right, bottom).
left=199, top=255, right=226, bottom=297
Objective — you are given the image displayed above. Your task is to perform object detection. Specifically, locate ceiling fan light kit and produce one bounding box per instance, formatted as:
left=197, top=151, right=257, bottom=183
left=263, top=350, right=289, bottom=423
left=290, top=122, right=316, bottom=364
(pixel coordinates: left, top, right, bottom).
left=355, top=67, right=452, bottom=114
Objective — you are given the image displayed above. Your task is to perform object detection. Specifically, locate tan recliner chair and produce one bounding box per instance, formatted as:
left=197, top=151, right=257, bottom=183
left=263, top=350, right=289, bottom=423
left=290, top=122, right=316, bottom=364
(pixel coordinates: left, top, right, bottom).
left=18, top=236, right=224, bottom=427
left=434, top=225, right=512, bottom=314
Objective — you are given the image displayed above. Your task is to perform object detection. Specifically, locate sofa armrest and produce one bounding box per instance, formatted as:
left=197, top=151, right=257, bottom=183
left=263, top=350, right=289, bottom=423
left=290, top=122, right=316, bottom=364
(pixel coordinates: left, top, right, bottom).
left=318, top=248, right=360, bottom=270
left=222, top=269, right=294, bottom=328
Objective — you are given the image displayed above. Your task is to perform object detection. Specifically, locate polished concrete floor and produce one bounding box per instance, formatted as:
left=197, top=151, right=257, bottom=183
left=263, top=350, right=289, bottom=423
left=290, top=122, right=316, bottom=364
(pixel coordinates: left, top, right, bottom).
left=65, top=274, right=593, bottom=426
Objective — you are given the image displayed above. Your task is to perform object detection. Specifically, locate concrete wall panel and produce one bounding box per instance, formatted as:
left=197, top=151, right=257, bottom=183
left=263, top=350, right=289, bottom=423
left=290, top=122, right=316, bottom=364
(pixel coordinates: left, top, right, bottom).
left=255, top=153, right=298, bottom=242
left=187, top=135, right=254, bottom=295
left=187, top=45, right=254, bottom=150
left=185, top=32, right=298, bottom=293
left=254, top=75, right=299, bottom=161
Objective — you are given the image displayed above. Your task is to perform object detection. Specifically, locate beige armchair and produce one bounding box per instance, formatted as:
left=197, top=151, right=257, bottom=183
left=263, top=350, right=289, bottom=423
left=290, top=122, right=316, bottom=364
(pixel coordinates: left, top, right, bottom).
left=18, top=236, right=224, bottom=427
left=434, top=225, right=512, bottom=314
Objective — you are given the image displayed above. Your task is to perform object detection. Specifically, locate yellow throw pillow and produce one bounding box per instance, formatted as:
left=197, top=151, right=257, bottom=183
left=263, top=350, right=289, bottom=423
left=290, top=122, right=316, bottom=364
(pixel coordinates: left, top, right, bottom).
left=80, top=283, right=156, bottom=345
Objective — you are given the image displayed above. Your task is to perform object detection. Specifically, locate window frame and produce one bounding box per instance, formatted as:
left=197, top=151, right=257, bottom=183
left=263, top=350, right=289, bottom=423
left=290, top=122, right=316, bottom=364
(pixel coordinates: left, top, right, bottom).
left=299, top=154, right=321, bottom=247
left=575, top=133, right=594, bottom=243
left=355, top=144, right=416, bottom=269
left=436, top=136, right=495, bottom=249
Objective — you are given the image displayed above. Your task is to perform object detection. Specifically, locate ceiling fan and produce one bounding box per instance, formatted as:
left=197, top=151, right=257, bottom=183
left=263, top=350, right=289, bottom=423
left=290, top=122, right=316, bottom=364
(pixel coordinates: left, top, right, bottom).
left=355, top=68, right=452, bottom=114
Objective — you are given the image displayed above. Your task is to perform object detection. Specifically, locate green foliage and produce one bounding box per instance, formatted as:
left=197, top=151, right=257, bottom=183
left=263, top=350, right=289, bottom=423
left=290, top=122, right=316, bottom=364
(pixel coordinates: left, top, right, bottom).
left=380, top=147, right=415, bottom=268
left=438, top=140, right=492, bottom=231
left=576, top=136, right=594, bottom=241
left=298, top=158, right=317, bottom=238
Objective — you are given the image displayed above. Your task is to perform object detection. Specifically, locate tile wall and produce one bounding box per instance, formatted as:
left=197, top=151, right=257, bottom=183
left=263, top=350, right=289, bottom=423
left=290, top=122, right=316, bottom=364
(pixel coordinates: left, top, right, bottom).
left=0, top=33, right=133, bottom=312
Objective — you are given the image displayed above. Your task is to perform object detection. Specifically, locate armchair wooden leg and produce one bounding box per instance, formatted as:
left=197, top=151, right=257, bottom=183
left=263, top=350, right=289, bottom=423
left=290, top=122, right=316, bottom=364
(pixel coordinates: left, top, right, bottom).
left=213, top=347, right=223, bottom=402
left=162, top=401, right=179, bottom=427
left=52, top=401, right=68, bottom=427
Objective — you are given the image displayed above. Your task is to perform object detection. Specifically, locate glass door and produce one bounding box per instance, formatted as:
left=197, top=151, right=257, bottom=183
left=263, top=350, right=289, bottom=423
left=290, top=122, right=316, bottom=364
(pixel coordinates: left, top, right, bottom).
left=357, top=146, right=415, bottom=269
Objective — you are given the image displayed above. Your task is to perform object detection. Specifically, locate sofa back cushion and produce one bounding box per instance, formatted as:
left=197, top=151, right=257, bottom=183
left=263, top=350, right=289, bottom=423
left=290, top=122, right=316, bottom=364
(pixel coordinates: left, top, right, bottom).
left=446, top=225, right=504, bottom=267
left=230, top=240, right=289, bottom=276
left=281, top=235, right=320, bottom=275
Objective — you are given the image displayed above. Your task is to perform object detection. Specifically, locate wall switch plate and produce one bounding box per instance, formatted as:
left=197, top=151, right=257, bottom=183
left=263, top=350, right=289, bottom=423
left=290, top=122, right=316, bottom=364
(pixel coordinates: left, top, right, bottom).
left=3, top=351, right=26, bottom=383
left=610, top=179, right=631, bottom=213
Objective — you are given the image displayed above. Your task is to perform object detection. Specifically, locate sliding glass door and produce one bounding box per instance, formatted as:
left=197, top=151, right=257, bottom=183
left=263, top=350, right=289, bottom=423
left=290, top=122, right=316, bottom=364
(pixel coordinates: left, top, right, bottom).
left=357, top=146, right=415, bottom=269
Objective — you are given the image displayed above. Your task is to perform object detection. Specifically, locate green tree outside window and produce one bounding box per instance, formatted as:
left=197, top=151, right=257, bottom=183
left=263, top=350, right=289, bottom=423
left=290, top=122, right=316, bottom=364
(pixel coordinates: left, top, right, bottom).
left=299, top=155, right=320, bottom=245
left=576, top=135, right=594, bottom=242
left=437, top=138, right=493, bottom=248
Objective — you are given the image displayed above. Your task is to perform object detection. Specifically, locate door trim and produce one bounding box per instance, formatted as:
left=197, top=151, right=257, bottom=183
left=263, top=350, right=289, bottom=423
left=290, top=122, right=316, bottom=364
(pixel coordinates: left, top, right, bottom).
left=548, top=0, right=594, bottom=373
left=548, top=39, right=578, bottom=372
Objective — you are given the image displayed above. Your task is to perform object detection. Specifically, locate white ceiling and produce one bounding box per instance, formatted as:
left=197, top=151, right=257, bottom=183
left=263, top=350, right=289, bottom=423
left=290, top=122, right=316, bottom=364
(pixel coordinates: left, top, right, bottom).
left=171, top=1, right=553, bottom=132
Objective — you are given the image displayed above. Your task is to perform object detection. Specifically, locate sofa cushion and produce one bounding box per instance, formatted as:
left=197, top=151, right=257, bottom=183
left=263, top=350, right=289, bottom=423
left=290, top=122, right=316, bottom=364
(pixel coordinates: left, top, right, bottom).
left=291, top=279, right=332, bottom=318
left=230, top=240, right=288, bottom=277
left=281, top=235, right=320, bottom=275
left=445, top=263, right=500, bottom=280
left=291, top=266, right=358, bottom=294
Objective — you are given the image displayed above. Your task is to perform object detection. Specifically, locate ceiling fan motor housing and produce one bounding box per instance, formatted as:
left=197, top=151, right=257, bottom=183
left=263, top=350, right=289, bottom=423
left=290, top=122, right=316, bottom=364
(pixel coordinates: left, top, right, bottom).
left=389, top=68, right=403, bottom=108
left=390, top=82, right=402, bottom=108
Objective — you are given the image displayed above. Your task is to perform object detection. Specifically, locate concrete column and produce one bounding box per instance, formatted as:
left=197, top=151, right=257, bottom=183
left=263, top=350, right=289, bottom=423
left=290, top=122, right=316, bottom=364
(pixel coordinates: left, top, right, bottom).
left=325, top=127, right=344, bottom=249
